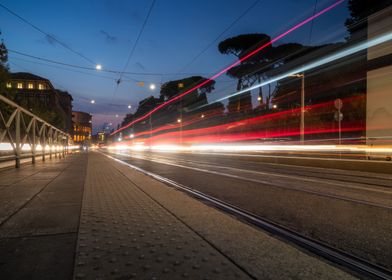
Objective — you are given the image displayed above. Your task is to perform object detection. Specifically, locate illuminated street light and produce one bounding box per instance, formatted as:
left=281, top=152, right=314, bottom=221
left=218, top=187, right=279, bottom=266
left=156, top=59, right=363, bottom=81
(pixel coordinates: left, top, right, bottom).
left=201, top=114, right=205, bottom=118
left=257, top=96, right=262, bottom=102
left=177, top=118, right=182, bottom=123
left=115, top=114, right=119, bottom=118
left=272, top=104, right=278, bottom=109
left=128, top=105, right=132, bottom=109
left=130, top=133, right=134, bottom=138
left=149, top=84, right=156, bottom=90
left=91, top=100, right=95, bottom=104
left=95, top=64, right=102, bottom=70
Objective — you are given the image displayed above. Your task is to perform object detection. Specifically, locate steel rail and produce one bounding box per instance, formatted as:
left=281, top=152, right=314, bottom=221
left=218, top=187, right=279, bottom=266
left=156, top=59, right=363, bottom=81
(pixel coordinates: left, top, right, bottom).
left=102, top=151, right=392, bottom=280
left=0, top=93, right=70, bottom=167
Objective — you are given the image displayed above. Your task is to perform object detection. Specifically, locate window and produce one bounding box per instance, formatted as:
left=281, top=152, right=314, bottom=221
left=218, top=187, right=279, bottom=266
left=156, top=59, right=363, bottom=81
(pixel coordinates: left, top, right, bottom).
left=28, top=83, right=34, bottom=89
left=17, top=83, right=23, bottom=89
left=6, top=83, right=11, bottom=88
left=38, top=84, right=45, bottom=90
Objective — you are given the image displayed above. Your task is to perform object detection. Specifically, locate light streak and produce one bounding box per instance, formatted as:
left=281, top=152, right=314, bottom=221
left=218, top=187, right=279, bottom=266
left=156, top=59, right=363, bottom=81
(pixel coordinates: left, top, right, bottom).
left=200, top=31, right=392, bottom=107
left=111, top=0, right=345, bottom=136
left=125, top=95, right=364, bottom=141
left=106, top=143, right=392, bottom=155
left=0, top=143, right=79, bottom=151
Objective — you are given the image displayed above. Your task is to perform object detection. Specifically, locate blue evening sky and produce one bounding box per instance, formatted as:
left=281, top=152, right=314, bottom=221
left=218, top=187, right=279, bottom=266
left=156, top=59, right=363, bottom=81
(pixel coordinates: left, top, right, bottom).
left=0, top=0, right=350, bottom=131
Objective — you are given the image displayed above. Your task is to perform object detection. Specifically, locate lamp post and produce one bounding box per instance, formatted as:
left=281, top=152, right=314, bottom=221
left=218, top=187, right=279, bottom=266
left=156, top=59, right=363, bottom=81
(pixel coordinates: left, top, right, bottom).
left=290, top=73, right=305, bottom=144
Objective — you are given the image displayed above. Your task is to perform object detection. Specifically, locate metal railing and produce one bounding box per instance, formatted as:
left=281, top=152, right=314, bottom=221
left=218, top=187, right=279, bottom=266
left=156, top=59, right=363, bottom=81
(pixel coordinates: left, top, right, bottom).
left=0, top=94, right=70, bottom=168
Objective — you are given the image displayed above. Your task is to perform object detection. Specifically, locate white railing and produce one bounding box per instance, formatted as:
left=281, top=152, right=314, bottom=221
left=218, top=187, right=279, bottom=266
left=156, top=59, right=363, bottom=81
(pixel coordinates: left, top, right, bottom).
left=0, top=94, right=70, bottom=168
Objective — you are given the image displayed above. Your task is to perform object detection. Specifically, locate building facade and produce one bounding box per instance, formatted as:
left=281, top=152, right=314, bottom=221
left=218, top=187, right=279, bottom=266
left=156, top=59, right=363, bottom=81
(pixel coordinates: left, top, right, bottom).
left=6, top=72, right=73, bottom=134
left=72, top=111, right=92, bottom=144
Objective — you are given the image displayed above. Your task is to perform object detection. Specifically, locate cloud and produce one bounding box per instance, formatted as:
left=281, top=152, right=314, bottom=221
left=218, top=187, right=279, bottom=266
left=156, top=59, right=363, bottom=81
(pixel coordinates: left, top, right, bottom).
left=45, top=34, right=58, bottom=45
left=100, top=30, right=117, bottom=44
left=134, top=62, right=146, bottom=70
left=37, top=33, right=70, bottom=48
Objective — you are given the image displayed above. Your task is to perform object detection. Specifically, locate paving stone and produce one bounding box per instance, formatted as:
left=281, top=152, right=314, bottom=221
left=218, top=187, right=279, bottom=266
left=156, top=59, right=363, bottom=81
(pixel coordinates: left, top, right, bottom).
left=73, top=153, right=250, bottom=279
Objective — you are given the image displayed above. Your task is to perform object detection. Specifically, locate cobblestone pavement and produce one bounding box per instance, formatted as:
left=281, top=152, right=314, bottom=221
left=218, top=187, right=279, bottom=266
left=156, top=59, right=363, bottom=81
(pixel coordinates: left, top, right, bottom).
left=74, top=152, right=251, bottom=280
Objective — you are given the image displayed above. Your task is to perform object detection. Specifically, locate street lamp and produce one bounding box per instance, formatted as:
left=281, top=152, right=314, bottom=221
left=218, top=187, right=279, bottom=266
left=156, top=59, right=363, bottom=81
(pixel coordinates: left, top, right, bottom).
left=95, top=64, right=102, bottom=70
left=91, top=99, right=95, bottom=104
left=149, top=84, right=156, bottom=90
left=290, top=73, right=305, bottom=144
left=128, top=105, right=132, bottom=109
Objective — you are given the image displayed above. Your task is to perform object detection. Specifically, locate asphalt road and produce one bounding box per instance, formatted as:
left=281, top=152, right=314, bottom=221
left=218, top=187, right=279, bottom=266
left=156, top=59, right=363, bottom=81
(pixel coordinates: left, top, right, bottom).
left=105, top=150, right=392, bottom=271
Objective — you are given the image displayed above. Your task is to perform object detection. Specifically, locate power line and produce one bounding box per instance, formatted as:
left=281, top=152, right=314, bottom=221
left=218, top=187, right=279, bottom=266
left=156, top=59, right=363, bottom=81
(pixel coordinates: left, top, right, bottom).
left=110, top=0, right=156, bottom=104
left=110, top=0, right=345, bottom=136
left=9, top=55, right=119, bottom=82
left=177, top=0, right=261, bottom=74
left=116, top=0, right=157, bottom=86
left=9, top=49, right=211, bottom=77
left=0, top=3, right=95, bottom=65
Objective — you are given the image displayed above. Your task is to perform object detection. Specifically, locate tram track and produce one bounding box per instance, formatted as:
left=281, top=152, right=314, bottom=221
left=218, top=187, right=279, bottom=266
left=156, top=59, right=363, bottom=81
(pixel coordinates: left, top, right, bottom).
left=103, top=151, right=392, bottom=280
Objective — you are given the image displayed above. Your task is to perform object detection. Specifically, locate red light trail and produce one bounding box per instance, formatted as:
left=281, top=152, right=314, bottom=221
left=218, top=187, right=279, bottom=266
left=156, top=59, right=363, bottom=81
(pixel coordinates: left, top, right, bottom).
left=111, top=0, right=345, bottom=136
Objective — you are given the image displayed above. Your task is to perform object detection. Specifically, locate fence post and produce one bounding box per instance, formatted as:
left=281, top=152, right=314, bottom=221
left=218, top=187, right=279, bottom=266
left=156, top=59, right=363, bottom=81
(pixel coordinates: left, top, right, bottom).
left=61, top=135, right=67, bottom=158
left=42, top=125, right=46, bottom=162
left=54, top=130, right=58, bottom=159
left=49, top=127, right=52, bottom=159
left=15, top=109, right=21, bottom=168
left=32, top=119, right=36, bottom=164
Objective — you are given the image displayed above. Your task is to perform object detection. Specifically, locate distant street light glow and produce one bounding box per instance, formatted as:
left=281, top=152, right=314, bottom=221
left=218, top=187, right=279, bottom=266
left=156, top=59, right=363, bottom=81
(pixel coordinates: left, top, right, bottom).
left=91, top=100, right=95, bottom=104
left=128, top=105, right=132, bottom=109
left=149, top=84, right=156, bottom=90
left=95, top=64, right=102, bottom=70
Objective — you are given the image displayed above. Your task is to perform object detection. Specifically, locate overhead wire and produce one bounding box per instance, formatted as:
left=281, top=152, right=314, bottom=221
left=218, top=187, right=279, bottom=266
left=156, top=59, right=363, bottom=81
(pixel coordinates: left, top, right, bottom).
left=177, top=0, right=261, bottom=74
left=8, top=49, right=218, bottom=78
left=9, top=59, right=135, bottom=109
left=112, top=0, right=156, bottom=100
left=0, top=3, right=96, bottom=65
left=110, top=0, right=345, bottom=136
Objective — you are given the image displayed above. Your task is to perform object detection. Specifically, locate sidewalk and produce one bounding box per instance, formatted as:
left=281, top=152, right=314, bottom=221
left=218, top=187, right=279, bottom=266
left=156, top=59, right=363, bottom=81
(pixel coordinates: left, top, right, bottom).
left=0, top=151, right=356, bottom=279
left=0, top=152, right=87, bottom=280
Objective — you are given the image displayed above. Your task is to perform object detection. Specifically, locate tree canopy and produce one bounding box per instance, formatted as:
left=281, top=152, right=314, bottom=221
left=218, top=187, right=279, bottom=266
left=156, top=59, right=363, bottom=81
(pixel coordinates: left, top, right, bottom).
left=159, top=76, right=215, bottom=111
left=0, top=31, right=9, bottom=87
left=345, top=0, right=392, bottom=36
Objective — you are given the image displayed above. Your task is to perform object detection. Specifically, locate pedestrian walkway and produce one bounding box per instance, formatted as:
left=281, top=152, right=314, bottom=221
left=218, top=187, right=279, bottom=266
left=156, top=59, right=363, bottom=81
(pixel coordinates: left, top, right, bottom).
left=0, top=152, right=87, bottom=280
left=0, top=151, right=356, bottom=279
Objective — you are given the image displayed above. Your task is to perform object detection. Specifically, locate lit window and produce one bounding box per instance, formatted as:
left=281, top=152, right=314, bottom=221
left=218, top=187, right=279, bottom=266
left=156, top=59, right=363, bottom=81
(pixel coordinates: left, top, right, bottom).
left=38, top=84, right=45, bottom=90
left=28, top=83, right=34, bottom=89
left=6, top=83, right=11, bottom=88
left=17, top=83, right=23, bottom=89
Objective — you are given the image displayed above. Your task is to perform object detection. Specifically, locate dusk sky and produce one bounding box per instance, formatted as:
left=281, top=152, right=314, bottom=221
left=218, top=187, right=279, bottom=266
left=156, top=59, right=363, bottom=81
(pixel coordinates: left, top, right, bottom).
left=0, top=0, right=350, bottom=132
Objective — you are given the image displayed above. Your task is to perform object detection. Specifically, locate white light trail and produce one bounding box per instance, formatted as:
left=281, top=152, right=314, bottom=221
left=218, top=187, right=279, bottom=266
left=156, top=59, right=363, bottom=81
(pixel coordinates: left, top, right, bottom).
left=198, top=32, right=392, bottom=108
